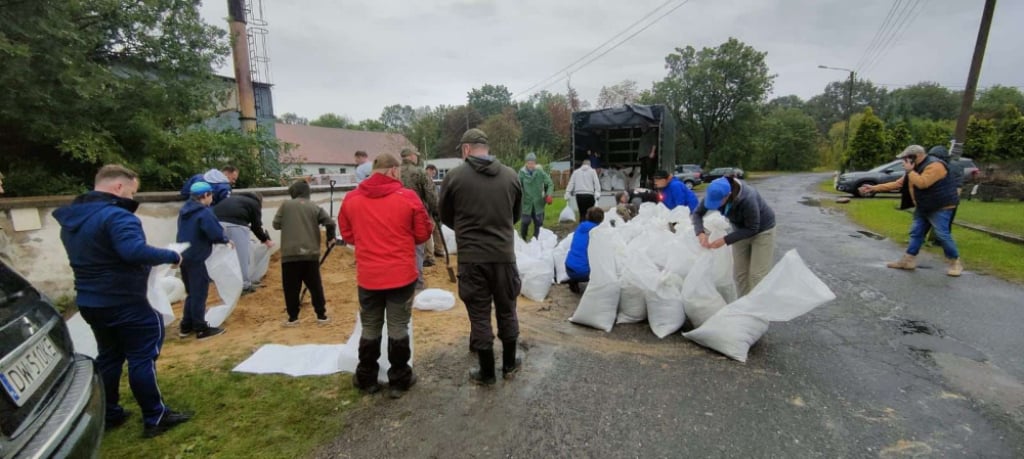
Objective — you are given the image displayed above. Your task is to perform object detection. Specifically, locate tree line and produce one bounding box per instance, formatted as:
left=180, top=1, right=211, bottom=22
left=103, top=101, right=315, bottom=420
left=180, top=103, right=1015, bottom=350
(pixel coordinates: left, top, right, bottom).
left=5, top=1, right=1022, bottom=197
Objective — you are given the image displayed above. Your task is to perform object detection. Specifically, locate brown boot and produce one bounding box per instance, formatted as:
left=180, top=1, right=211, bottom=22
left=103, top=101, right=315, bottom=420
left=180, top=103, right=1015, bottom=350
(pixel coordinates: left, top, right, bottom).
left=946, top=258, right=963, bottom=277
left=886, top=254, right=917, bottom=270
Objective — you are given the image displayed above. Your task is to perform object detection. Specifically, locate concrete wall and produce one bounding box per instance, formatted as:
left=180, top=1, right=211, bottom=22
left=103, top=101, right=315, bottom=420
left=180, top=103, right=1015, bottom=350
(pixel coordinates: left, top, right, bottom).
left=0, top=185, right=353, bottom=299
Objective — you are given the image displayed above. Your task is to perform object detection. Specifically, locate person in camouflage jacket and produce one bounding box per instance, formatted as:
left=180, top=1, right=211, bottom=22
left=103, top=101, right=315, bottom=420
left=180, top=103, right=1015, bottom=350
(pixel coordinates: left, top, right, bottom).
left=400, top=148, right=439, bottom=288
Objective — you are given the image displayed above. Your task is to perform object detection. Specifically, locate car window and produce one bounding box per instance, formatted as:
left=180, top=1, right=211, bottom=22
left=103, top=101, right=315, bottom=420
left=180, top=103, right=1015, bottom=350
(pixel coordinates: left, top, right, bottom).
left=869, top=160, right=902, bottom=173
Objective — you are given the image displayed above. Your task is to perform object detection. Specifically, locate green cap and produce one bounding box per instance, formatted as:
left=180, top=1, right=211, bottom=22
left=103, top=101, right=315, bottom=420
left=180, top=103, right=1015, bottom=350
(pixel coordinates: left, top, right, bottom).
left=455, top=128, right=488, bottom=150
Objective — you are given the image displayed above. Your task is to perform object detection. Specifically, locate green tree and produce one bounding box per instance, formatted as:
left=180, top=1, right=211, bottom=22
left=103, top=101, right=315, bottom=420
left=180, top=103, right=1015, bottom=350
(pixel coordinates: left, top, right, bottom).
left=973, top=85, right=1024, bottom=117
left=995, top=106, right=1024, bottom=160
left=885, top=82, right=959, bottom=121
left=906, top=118, right=954, bottom=149
left=278, top=113, right=308, bottom=125
left=821, top=113, right=865, bottom=169
left=846, top=107, right=887, bottom=170
left=439, top=105, right=484, bottom=157
left=767, top=95, right=805, bottom=111
left=652, top=37, right=775, bottom=168
left=805, top=79, right=888, bottom=133
left=480, top=108, right=522, bottom=164
left=597, top=79, right=640, bottom=108
left=964, top=116, right=997, bottom=161
left=354, top=119, right=387, bottom=132
left=759, top=108, right=820, bottom=171
left=0, top=0, right=238, bottom=195
left=886, top=121, right=912, bottom=155
left=379, top=104, right=415, bottom=133
left=406, top=106, right=445, bottom=158
left=467, top=84, right=513, bottom=119
left=309, top=113, right=354, bottom=129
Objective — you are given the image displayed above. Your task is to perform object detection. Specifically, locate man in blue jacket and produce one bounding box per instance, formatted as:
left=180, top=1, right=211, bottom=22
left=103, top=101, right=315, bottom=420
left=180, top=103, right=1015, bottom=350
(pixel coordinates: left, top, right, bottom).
left=565, top=207, right=605, bottom=294
left=54, top=165, right=193, bottom=438
left=179, top=165, right=238, bottom=205
left=653, top=170, right=698, bottom=213
left=177, top=181, right=231, bottom=340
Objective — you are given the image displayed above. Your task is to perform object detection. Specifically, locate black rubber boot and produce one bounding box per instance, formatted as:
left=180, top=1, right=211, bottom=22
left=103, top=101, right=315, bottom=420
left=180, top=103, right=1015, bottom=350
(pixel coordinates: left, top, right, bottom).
left=353, top=338, right=382, bottom=394
left=386, top=337, right=415, bottom=399
left=501, top=340, right=522, bottom=380
left=469, top=349, right=496, bottom=386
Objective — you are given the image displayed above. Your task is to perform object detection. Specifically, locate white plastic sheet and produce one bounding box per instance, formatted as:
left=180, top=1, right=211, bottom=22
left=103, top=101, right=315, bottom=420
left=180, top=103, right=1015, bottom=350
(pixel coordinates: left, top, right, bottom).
left=159, top=276, right=186, bottom=304
left=249, top=242, right=276, bottom=283
left=704, top=211, right=738, bottom=303
left=67, top=313, right=97, bottom=358
left=336, top=316, right=414, bottom=383
left=413, top=289, right=456, bottom=311
left=568, top=225, right=623, bottom=332
left=683, top=250, right=836, bottom=362
left=559, top=205, right=576, bottom=223
left=204, top=245, right=244, bottom=328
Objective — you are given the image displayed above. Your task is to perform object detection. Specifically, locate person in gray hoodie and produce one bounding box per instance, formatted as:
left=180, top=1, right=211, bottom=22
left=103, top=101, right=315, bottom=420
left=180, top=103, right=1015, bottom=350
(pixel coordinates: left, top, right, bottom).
left=441, top=128, right=524, bottom=386
left=180, top=166, right=238, bottom=205
left=273, top=180, right=336, bottom=325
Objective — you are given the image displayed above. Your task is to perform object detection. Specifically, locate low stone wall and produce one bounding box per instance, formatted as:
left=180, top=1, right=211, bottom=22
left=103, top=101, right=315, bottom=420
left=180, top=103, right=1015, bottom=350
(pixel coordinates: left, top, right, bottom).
left=0, top=184, right=354, bottom=299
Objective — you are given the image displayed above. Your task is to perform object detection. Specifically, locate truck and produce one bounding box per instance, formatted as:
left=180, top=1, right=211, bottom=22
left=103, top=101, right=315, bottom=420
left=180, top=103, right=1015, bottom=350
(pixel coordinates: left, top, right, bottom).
left=571, top=104, right=677, bottom=197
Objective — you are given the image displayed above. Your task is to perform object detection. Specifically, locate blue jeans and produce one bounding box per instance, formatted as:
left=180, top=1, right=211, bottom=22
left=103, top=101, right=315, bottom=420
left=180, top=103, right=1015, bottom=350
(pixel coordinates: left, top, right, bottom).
left=79, top=302, right=168, bottom=427
left=907, top=208, right=959, bottom=259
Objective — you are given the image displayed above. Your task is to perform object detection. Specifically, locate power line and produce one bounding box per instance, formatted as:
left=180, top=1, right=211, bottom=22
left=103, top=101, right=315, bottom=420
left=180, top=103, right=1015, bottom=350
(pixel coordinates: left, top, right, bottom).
left=854, top=0, right=905, bottom=72
left=524, top=0, right=693, bottom=97
left=514, top=0, right=691, bottom=99
left=860, top=0, right=927, bottom=76
left=856, top=0, right=916, bottom=74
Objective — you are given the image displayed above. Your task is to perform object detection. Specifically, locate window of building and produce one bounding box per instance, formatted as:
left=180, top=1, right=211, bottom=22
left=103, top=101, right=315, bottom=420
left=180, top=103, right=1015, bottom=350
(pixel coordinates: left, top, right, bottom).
left=339, top=167, right=347, bottom=173
left=318, top=167, right=327, bottom=174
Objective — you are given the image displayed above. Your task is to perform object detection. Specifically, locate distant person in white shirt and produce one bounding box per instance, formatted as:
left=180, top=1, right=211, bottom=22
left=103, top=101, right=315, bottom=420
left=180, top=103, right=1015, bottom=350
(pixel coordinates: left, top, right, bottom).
left=354, top=150, right=371, bottom=183
left=566, top=159, right=602, bottom=215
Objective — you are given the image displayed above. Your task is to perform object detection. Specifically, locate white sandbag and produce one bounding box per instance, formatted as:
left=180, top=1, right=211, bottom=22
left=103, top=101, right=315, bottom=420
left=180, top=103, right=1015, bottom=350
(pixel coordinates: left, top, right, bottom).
left=641, top=227, right=673, bottom=270
left=249, top=242, right=276, bottom=283
left=666, top=205, right=691, bottom=224
left=704, top=211, right=737, bottom=303
left=617, top=283, right=647, bottom=324
left=616, top=246, right=650, bottom=324
left=204, top=244, right=244, bottom=328
left=559, top=205, right=576, bottom=223
left=644, top=272, right=686, bottom=338
left=568, top=226, right=622, bottom=332
left=663, top=232, right=700, bottom=279
left=681, top=253, right=727, bottom=328
left=553, top=233, right=574, bottom=283
left=158, top=275, right=186, bottom=304
left=442, top=225, right=458, bottom=254
left=565, top=192, right=578, bottom=212
left=337, top=315, right=414, bottom=384
left=518, top=251, right=554, bottom=302
left=539, top=228, right=558, bottom=251
left=683, top=250, right=836, bottom=362
left=413, top=288, right=456, bottom=311
left=147, top=264, right=176, bottom=325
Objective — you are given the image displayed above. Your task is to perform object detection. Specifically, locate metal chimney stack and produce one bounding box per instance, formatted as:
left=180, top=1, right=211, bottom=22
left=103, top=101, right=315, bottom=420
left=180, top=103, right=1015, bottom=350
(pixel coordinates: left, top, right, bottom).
left=228, top=0, right=257, bottom=134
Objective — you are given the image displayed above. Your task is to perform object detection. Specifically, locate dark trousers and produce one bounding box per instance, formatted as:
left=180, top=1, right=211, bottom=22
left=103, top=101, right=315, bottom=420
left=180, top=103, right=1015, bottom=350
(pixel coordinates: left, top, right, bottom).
left=640, top=156, right=657, bottom=189
left=457, top=263, right=521, bottom=351
left=282, top=260, right=326, bottom=319
left=520, top=211, right=544, bottom=240
left=180, top=262, right=210, bottom=330
left=575, top=194, right=596, bottom=215
left=357, top=282, right=415, bottom=387
left=79, top=303, right=167, bottom=427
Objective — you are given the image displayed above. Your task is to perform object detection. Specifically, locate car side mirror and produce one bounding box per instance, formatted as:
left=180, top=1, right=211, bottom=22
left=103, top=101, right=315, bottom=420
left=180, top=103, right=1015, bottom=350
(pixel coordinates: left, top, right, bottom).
left=883, top=168, right=894, bottom=174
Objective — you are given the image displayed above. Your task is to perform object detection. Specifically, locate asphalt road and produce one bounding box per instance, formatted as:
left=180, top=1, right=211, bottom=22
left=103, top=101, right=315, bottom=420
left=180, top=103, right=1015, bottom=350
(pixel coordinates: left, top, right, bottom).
left=317, top=173, right=1024, bottom=458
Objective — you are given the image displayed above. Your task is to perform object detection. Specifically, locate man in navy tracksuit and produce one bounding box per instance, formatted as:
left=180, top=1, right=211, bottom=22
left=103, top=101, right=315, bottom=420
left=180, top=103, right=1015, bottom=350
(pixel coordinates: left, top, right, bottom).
left=177, top=181, right=231, bottom=340
left=54, top=165, right=192, bottom=438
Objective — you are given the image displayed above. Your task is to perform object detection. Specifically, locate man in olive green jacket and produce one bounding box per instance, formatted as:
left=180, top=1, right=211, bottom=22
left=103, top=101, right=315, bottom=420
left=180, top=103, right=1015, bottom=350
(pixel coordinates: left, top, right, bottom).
left=399, top=148, right=438, bottom=288
left=518, top=152, right=554, bottom=240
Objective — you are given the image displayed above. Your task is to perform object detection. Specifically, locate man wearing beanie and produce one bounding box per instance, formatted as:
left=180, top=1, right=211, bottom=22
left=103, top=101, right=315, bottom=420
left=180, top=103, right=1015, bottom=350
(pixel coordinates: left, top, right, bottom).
left=339, top=153, right=433, bottom=398
left=692, top=176, right=777, bottom=296
left=518, top=152, right=554, bottom=240
left=399, top=148, right=438, bottom=287
left=441, top=128, right=524, bottom=386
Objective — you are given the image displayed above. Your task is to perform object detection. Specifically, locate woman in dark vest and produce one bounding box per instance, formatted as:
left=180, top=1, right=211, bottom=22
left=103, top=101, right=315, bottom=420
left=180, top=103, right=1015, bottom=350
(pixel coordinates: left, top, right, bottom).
left=861, top=145, right=962, bottom=276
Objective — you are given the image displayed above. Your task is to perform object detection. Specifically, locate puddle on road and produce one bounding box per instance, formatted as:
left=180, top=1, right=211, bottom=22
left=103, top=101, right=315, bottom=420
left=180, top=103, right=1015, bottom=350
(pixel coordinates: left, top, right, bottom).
left=857, top=230, right=885, bottom=240
left=798, top=196, right=821, bottom=207
left=895, top=318, right=987, bottom=362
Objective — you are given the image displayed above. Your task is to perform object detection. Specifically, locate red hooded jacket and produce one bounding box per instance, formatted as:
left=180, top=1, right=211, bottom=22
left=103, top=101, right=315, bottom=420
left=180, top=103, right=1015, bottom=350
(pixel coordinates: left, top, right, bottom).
left=339, top=173, right=434, bottom=290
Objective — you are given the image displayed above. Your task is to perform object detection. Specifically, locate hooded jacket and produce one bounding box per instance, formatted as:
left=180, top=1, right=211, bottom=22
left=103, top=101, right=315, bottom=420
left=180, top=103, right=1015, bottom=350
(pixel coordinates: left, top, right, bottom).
left=180, top=169, right=232, bottom=205
left=518, top=166, right=554, bottom=215
left=213, top=193, right=270, bottom=242
left=566, top=164, right=601, bottom=196
left=565, top=221, right=599, bottom=278
left=177, top=199, right=229, bottom=264
left=692, top=180, right=776, bottom=245
left=339, top=173, right=434, bottom=290
left=659, top=177, right=698, bottom=213
left=400, top=160, right=439, bottom=216
left=54, top=191, right=180, bottom=308
left=440, top=156, right=523, bottom=264
left=273, top=181, right=336, bottom=263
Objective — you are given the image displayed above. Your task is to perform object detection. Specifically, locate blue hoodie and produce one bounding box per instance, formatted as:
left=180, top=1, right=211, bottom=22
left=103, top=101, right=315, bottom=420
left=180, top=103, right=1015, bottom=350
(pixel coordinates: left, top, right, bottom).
left=565, top=221, right=599, bottom=278
left=53, top=192, right=180, bottom=308
left=180, top=169, right=232, bottom=205
left=176, top=199, right=229, bottom=264
left=660, top=177, right=698, bottom=213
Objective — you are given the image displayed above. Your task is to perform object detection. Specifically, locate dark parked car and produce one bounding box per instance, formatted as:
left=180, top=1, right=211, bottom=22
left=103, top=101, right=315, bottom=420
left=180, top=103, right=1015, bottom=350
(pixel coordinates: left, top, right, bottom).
left=672, top=165, right=702, bottom=189
left=836, top=157, right=980, bottom=197
left=0, top=262, right=104, bottom=457
left=703, top=167, right=745, bottom=182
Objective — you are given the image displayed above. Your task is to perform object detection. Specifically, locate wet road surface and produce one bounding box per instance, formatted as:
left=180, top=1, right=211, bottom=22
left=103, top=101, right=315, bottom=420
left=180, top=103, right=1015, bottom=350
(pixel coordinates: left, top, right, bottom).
left=317, top=173, right=1024, bottom=458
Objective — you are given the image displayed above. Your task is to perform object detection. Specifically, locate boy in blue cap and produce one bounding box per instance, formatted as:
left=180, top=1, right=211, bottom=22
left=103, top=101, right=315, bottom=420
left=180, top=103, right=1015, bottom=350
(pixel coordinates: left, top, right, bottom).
left=177, top=181, right=232, bottom=339
left=691, top=176, right=776, bottom=296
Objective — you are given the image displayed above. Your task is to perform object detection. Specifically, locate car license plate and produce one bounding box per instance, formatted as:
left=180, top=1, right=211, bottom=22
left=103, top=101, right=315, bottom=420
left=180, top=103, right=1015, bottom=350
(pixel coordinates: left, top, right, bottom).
left=0, top=336, right=62, bottom=407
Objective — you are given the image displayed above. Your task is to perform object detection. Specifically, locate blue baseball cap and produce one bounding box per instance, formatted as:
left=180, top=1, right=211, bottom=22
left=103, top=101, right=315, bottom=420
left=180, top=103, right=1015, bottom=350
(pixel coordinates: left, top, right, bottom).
left=703, top=177, right=732, bottom=211
left=190, top=181, right=213, bottom=196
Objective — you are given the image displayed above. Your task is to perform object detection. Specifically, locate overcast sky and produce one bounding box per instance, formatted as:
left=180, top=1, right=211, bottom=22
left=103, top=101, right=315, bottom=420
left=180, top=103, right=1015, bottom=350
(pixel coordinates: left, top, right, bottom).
left=199, top=0, right=1023, bottom=122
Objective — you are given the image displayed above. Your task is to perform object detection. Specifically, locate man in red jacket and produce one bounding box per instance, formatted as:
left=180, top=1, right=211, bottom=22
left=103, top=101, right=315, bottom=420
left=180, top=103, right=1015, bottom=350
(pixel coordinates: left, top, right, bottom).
left=338, top=153, right=434, bottom=399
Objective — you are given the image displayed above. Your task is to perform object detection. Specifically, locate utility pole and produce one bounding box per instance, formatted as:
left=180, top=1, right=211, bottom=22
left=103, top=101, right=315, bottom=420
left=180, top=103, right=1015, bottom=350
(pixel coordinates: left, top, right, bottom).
left=952, top=0, right=997, bottom=158
left=818, top=65, right=855, bottom=169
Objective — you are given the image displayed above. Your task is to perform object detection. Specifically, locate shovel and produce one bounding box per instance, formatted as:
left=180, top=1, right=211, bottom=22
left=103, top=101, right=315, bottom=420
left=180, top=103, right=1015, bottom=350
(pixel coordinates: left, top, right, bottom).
left=300, top=239, right=337, bottom=304
left=434, top=217, right=456, bottom=283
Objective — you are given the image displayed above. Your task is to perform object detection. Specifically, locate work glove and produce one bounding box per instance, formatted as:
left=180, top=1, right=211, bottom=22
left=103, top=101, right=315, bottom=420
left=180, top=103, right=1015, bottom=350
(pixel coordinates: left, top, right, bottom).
left=545, top=195, right=553, bottom=205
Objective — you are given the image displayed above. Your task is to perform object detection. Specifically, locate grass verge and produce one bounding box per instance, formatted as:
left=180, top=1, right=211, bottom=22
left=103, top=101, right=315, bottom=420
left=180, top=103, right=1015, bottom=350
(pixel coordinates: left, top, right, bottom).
left=100, top=350, right=360, bottom=458
left=819, top=179, right=1024, bottom=284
